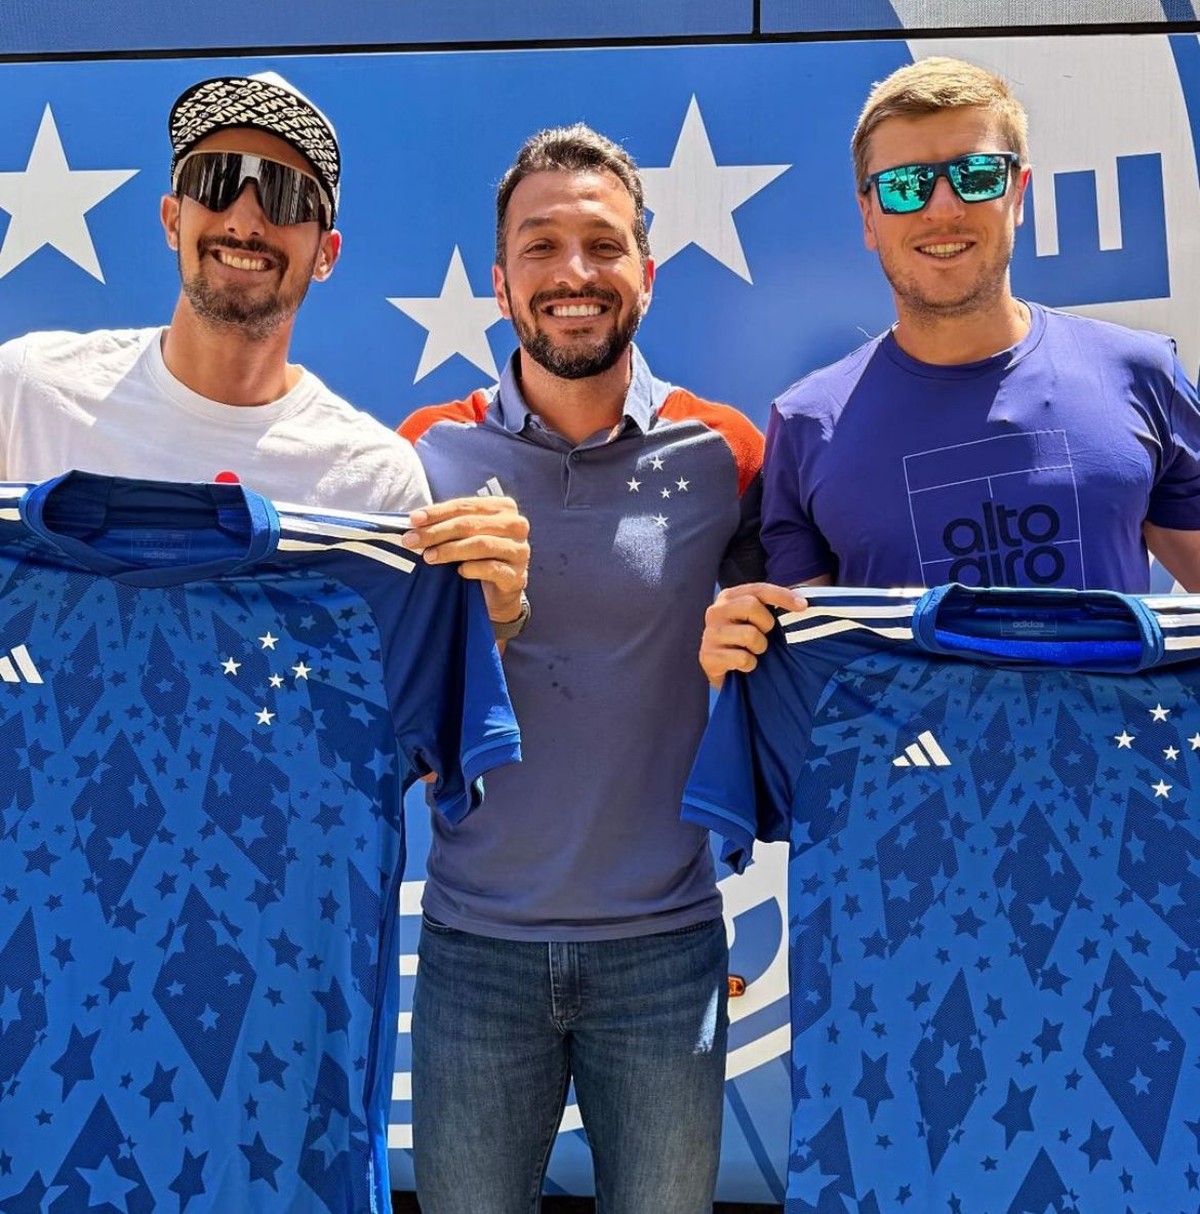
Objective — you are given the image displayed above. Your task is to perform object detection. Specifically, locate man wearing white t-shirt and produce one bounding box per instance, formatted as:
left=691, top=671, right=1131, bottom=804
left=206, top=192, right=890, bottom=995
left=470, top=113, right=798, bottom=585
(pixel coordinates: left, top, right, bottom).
left=0, top=72, right=530, bottom=625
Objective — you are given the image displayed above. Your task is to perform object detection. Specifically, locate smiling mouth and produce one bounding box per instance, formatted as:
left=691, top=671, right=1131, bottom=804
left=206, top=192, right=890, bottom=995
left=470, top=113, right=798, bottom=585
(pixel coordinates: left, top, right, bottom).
left=916, top=241, right=973, bottom=259
left=212, top=248, right=272, bottom=272
left=546, top=303, right=605, bottom=318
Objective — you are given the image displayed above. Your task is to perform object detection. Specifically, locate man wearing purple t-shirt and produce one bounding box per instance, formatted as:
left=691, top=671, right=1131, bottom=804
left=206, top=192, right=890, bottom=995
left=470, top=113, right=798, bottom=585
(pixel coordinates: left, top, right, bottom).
left=700, top=55, right=1200, bottom=688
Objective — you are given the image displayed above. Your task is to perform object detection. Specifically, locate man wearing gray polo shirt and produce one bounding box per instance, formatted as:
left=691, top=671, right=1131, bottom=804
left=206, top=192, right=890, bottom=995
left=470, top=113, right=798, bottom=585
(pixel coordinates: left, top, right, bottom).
left=397, top=124, right=766, bottom=1212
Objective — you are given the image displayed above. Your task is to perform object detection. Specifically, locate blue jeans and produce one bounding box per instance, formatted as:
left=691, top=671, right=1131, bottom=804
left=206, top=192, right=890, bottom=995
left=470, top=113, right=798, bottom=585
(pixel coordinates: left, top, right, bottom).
left=412, top=915, right=729, bottom=1214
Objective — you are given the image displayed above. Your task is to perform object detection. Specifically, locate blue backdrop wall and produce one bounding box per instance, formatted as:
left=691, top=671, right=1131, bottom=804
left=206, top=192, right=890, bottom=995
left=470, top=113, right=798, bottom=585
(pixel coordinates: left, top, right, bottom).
left=0, top=8, right=1198, bottom=1206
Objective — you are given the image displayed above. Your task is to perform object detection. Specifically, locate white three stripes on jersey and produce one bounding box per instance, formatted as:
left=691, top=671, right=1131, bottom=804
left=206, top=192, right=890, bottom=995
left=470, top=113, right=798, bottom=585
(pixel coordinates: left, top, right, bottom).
left=0, top=643, right=43, bottom=683
left=276, top=509, right=416, bottom=574
left=779, top=587, right=920, bottom=645
left=1145, top=597, right=1200, bottom=650
left=893, top=730, right=951, bottom=768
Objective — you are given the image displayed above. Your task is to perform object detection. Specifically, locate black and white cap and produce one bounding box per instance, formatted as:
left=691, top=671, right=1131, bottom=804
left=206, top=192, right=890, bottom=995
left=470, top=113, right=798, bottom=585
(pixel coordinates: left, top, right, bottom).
left=168, top=71, right=341, bottom=224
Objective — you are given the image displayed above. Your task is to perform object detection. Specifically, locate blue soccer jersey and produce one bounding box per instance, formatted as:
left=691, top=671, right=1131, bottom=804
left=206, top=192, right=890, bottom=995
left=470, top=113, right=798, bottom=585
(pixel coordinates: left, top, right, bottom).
left=685, top=584, right=1200, bottom=1214
left=0, top=473, right=520, bottom=1213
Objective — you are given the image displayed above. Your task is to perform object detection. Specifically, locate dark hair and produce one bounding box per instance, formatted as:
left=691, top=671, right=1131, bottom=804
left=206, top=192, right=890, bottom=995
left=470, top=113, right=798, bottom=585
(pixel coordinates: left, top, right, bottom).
left=495, top=123, right=650, bottom=266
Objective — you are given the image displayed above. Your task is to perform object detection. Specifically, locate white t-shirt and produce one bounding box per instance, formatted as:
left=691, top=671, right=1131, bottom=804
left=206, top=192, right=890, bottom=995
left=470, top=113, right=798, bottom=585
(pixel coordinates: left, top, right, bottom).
left=0, top=327, right=431, bottom=512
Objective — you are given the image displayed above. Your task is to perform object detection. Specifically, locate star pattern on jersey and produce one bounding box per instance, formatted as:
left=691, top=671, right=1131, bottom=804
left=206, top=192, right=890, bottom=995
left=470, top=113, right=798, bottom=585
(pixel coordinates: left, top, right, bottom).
left=0, top=533, right=466, bottom=1213
left=387, top=245, right=504, bottom=382
left=0, top=106, right=138, bottom=281
left=765, top=655, right=1200, bottom=1213
left=640, top=95, right=790, bottom=282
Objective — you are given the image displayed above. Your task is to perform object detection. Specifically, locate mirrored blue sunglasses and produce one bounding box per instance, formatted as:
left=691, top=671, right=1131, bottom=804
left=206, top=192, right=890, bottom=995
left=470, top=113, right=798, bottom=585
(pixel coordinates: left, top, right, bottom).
left=863, top=152, right=1020, bottom=215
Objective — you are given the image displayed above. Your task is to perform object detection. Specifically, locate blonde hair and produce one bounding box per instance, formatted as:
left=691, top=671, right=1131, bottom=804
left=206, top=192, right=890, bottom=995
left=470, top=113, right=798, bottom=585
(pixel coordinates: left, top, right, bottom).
left=851, top=57, right=1029, bottom=189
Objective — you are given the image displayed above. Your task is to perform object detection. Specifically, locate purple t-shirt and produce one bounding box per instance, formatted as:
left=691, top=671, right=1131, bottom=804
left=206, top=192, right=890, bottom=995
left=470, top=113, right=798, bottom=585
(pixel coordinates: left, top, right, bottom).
left=762, top=304, right=1200, bottom=591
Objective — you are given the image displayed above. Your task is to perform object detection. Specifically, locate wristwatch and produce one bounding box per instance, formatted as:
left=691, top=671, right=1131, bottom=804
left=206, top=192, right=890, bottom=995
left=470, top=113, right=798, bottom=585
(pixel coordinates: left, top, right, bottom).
left=491, top=592, right=531, bottom=641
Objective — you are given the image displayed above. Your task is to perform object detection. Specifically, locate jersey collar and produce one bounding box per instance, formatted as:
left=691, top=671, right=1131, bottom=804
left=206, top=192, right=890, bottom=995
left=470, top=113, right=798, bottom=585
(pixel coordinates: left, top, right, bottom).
left=21, top=472, right=280, bottom=587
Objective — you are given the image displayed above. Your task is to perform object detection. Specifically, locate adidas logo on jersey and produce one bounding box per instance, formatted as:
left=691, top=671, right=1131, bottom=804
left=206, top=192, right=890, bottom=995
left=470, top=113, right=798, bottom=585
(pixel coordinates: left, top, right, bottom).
left=892, top=730, right=950, bottom=768
left=0, top=644, right=43, bottom=684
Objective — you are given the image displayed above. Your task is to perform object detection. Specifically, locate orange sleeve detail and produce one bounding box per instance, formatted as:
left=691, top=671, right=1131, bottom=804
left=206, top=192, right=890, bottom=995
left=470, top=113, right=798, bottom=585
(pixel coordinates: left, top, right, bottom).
left=397, top=390, right=491, bottom=445
left=658, top=389, right=764, bottom=497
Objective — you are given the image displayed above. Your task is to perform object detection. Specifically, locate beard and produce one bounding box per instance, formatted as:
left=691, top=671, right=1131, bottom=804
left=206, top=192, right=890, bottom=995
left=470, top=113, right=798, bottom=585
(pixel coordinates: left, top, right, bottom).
left=181, top=237, right=314, bottom=341
left=507, top=284, right=642, bottom=380
left=878, top=226, right=1015, bottom=322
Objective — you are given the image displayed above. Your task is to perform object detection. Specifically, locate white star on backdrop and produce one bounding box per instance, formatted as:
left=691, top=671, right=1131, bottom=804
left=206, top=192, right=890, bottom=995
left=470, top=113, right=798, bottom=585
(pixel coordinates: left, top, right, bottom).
left=0, top=105, right=137, bottom=282
left=640, top=96, right=790, bottom=283
left=388, top=246, right=503, bottom=382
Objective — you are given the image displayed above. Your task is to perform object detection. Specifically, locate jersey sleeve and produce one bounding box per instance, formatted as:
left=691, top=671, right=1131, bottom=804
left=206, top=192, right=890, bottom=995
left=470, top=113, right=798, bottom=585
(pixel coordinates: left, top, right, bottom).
left=386, top=569, right=521, bottom=823
left=1146, top=353, right=1200, bottom=531
left=683, top=676, right=764, bottom=874
left=683, top=664, right=796, bottom=874
left=761, top=401, right=838, bottom=585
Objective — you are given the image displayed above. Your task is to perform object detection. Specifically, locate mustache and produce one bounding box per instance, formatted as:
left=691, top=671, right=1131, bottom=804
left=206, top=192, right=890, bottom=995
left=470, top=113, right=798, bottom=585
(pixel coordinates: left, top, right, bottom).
left=530, top=287, right=620, bottom=310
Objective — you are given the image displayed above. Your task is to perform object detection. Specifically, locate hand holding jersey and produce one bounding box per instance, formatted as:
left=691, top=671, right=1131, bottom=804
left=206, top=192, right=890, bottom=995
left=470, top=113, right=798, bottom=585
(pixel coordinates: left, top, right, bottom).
left=700, top=580, right=810, bottom=690
left=400, top=494, right=531, bottom=628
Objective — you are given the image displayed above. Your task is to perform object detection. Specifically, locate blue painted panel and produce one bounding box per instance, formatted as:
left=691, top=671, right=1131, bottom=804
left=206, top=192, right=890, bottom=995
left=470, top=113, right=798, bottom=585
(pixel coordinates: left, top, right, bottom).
left=1013, top=155, right=1170, bottom=306
left=762, top=0, right=904, bottom=33
left=762, top=0, right=1180, bottom=32
left=0, top=0, right=752, bottom=56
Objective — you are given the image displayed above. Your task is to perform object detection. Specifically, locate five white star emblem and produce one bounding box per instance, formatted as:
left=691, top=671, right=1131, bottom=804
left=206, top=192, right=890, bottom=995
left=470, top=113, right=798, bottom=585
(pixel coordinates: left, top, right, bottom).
left=1150, top=704, right=1170, bottom=721
left=0, top=105, right=138, bottom=281
left=675, top=477, right=689, bottom=491
left=660, top=487, right=671, bottom=499
left=1190, top=733, right=1200, bottom=751
left=627, top=478, right=641, bottom=492
left=256, top=708, right=275, bottom=726
left=222, top=658, right=241, bottom=676
left=649, top=455, right=665, bottom=471
left=1152, top=779, right=1172, bottom=798
left=388, top=246, right=504, bottom=382
left=652, top=514, right=668, bottom=528
left=1114, top=731, right=1134, bottom=748
left=641, top=96, right=790, bottom=283
left=269, top=674, right=284, bottom=689
left=292, top=662, right=310, bottom=680
left=1164, top=746, right=1180, bottom=761
left=259, top=632, right=278, bottom=650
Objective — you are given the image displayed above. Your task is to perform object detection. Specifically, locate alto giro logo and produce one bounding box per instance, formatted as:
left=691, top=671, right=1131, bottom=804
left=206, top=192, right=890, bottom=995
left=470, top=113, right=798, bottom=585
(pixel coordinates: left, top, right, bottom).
left=942, top=499, right=1065, bottom=586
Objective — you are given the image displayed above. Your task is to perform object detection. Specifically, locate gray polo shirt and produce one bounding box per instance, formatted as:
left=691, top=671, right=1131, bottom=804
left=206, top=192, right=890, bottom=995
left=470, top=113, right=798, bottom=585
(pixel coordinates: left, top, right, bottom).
left=402, top=348, right=765, bottom=940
